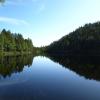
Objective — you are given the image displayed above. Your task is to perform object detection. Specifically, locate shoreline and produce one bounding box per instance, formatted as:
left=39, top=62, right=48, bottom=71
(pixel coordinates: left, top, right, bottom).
left=0, top=51, right=33, bottom=56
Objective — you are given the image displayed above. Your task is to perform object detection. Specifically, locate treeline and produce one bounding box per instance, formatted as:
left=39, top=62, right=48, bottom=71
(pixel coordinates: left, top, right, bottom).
left=46, top=22, right=100, bottom=55
left=0, top=29, right=33, bottom=54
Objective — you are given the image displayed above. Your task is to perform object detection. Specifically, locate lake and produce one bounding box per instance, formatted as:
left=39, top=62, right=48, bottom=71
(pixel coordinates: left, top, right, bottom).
left=0, top=55, right=100, bottom=100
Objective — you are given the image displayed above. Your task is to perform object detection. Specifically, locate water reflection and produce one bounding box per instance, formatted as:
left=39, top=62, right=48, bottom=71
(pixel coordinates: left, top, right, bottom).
left=0, top=54, right=100, bottom=82
left=0, top=55, right=100, bottom=100
left=48, top=55, right=100, bottom=81
left=0, top=55, right=34, bottom=78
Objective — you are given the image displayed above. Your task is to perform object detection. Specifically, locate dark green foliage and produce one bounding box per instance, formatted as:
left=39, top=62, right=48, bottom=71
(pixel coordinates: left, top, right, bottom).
left=0, top=29, right=34, bottom=53
left=0, top=0, right=5, bottom=3
left=0, top=55, right=34, bottom=78
left=48, top=55, right=100, bottom=81
left=46, top=22, right=100, bottom=55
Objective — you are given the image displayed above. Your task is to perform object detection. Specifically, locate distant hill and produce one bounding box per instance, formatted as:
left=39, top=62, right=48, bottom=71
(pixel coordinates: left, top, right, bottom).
left=46, top=22, right=100, bottom=55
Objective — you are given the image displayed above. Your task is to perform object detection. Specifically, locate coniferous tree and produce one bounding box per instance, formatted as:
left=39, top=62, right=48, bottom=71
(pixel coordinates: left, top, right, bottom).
left=0, top=29, right=34, bottom=54
left=46, top=22, right=100, bottom=55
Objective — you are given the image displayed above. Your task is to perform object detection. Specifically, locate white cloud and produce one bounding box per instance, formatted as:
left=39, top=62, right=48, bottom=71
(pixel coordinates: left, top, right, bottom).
left=0, top=16, right=30, bottom=26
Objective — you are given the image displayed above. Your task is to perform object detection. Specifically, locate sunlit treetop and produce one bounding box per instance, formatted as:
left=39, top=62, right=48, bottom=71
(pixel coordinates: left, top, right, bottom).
left=0, top=0, right=5, bottom=3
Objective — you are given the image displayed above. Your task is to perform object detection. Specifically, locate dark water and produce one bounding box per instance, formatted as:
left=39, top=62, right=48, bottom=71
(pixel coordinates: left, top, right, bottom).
left=0, top=55, right=100, bottom=100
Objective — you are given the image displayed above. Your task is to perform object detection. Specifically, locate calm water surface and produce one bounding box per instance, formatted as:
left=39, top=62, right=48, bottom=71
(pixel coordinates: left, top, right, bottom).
left=0, top=55, right=100, bottom=100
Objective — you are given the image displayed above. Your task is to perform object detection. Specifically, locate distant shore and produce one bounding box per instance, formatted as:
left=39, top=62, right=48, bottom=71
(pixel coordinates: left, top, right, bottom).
left=0, top=51, right=33, bottom=56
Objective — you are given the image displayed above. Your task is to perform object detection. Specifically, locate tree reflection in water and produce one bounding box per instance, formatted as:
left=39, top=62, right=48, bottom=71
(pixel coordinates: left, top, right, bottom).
left=48, top=55, right=100, bottom=81
left=0, top=55, right=34, bottom=78
left=1, top=54, right=100, bottom=82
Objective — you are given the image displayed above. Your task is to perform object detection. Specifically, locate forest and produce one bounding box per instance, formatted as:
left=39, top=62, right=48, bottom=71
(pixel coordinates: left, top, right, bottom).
left=1, top=22, right=100, bottom=56
left=46, top=22, right=100, bottom=55
left=0, top=29, right=33, bottom=55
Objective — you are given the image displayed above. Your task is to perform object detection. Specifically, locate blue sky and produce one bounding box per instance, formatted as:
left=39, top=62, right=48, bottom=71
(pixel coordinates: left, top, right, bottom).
left=0, top=0, right=100, bottom=47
